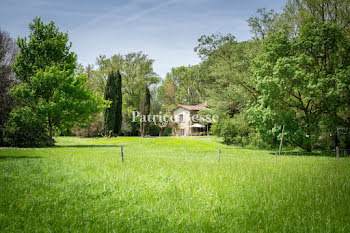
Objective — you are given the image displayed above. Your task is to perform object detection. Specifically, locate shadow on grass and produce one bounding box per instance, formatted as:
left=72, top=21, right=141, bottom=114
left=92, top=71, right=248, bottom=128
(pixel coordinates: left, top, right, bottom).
left=55, top=145, right=121, bottom=148
left=269, top=151, right=335, bottom=157
left=0, top=155, right=42, bottom=160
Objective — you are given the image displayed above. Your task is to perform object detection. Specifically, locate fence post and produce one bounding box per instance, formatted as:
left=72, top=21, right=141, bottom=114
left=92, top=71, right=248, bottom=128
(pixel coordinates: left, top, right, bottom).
left=218, top=149, right=221, bottom=163
left=336, top=146, right=339, bottom=160
left=121, top=146, right=124, bottom=163
left=279, top=125, right=285, bottom=156
left=275, top=152, right=277, bottom=162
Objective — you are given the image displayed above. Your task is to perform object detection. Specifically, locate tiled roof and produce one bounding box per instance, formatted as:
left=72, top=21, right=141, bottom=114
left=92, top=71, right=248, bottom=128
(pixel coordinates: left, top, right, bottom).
left=177, top=103, right=208, bottom=111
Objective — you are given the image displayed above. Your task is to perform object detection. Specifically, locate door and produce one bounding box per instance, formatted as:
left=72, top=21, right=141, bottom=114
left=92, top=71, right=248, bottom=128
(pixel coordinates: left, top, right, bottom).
left=180, top=129, right=185, bottom=136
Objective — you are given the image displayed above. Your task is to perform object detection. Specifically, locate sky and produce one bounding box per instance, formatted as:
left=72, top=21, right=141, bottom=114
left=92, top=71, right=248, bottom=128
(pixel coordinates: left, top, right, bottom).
left=0, top=0, right=286, bottom=78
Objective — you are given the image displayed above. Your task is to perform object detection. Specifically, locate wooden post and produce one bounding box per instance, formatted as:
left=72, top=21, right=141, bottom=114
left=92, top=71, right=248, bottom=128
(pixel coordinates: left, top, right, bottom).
left=121, top=146, right=124, bottom=163
left=218, top=149, right=221, bottom=163
left=336, top=146, right=339, bottom=160
left=279, top=125, right=285, bottom=156
left=275, top=152, right=277, bottom=162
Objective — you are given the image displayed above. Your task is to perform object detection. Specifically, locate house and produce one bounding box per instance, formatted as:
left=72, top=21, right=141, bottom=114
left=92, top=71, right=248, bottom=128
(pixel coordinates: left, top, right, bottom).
left=171, top=103, right=209, bottom=136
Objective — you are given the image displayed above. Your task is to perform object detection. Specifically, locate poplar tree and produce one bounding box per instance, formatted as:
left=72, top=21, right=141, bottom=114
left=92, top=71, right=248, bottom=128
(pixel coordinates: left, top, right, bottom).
left=104, top=70, right=117, bottom=136
left=114, top=71, right=122, bottom=135
left=139, top=85, right=151, bottom=137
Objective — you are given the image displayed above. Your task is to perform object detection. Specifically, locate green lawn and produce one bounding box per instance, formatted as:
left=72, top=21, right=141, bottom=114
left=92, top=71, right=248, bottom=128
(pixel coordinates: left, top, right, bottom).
left=1, top=136, right=349, bottom=232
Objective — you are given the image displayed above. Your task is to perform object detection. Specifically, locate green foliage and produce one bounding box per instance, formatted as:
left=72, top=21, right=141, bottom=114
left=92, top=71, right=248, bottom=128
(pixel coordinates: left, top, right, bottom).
left=139, top=84, right=151, bottom=137
left=71, top=64, right=107, bottom=137
left=283, top=0, right=350, bottom=35
left=159, top=65, right=204, bottom=106
left=13, top=17, right=76, bottom=83
left=194, top=36, right=260, bottom=145
left=194, top=33, right=235, bottom=60
left=250, top=20, right=350, bottom=151
left=11, top=65, right=105, bottom=136
left=97, top=52, right=159, bottom=136
left=115, top=71, right=122, bottom=135
left=5, top=18, right=106, bottom=146
left=191, top=1, right=350, bottom=151
left=103, top=70, right=122, bottom=136
left=247, top=8, right=279, bottom=40
left=3, top=107, right=53, bottom=147
left=211, top=112, right=267, bottom=147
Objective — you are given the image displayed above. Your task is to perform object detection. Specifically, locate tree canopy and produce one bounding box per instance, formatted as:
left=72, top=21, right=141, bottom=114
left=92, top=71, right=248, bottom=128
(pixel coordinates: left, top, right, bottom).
left=5, top=18, right=105, bottom=146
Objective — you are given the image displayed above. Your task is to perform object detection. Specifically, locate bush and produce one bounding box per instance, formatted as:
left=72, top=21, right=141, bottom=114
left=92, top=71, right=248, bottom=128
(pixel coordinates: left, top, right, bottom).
left=212, top=113, right=268, bottom=148
left=3, top=107, right=53, bottom=147
left=212, top=114, right=249, bottom=145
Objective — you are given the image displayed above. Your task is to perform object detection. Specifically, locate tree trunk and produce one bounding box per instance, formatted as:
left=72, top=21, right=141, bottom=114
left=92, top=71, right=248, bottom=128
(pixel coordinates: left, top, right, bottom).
left=159, top=128, right=164, bottom=136
left=305, top=127, right=312, bottom=152
left=48, top=118, right=53, bottom=140
left=305, top=143, right=312, bottom=152
left=140, top=122, right=145, bottom=137
left=334, top=128, right=339, bottom=148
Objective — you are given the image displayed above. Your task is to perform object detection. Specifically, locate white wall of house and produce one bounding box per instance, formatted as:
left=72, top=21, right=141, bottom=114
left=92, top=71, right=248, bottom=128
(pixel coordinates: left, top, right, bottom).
left=173, top=107, right=192, bottom=136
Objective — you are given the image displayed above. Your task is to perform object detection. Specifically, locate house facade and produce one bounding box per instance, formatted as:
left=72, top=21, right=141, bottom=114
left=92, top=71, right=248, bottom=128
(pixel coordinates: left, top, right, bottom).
left=172, top=103, right=208, bottom=136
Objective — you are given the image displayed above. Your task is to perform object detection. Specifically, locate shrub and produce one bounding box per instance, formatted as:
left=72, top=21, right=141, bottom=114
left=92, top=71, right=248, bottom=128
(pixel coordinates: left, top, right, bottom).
left=212, top=113, right=268, bottom=148
left=3, top=107, right=53, bottom=147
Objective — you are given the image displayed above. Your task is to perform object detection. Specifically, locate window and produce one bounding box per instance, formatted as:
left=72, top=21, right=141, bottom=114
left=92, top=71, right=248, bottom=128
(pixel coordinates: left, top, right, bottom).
left=180, top=129, right=185, bottom=136
left=179, top=114, right=184, bottom=122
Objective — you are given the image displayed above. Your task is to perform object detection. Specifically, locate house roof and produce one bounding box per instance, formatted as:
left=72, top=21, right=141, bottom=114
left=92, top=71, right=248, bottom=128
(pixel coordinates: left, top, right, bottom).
left=175, top=103, right=208, bottom=111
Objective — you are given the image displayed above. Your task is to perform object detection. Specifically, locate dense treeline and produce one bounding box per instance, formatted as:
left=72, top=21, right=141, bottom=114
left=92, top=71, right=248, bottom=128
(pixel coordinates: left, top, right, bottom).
left=197, top=0, right=350, bottom=151
left=0, top=0, right=349, bottom=150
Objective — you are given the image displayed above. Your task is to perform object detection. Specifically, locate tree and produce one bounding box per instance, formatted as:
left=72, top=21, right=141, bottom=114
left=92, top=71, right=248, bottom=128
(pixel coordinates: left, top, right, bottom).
left=8, top=18, right=106, bottom=144
left=103, top=70, right=122, bottom=136
left=70, top=64, right=107, bottom=137
left=279, top=0, right=350, bottom=39
left=194, top=33, right=260, bottom=145
left=250, top=20, right=350, bottom=152
left=13, top=17, right=76, bottom=83
left=247, top=8, right=279, bottom=40
left=114, top=70, right=122, bottom=136
left=97, top=52, right=159, bottom=135
left=160, top=65, right=204, bottom=105
left=139, top=84, right=151, bottom=137
left=153, top=104, right=175, bottom=136
left=194, top=33, right=236, bottom=60
left=0, top=29, right=17, bottom=145
left=11, top=65, right=105, bottom=140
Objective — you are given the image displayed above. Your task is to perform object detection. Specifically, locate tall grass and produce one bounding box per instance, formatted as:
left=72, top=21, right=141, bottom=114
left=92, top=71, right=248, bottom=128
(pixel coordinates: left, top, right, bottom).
left=1, top=136, right=349, bottom=232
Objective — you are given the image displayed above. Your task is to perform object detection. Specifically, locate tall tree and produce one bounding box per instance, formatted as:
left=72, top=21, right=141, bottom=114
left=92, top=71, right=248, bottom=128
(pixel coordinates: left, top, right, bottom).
left=247, top=8, right=279, bottom=40
left=194, top=33, right=236, bottom=60
left=9, top=18, right=105, bottom=144
left=97, top=52, right=159, bottom=135
left=13, top=17, right=76, bottom=83
left=139, top=84, right=151, bottom=137
left=194, top=33, right=260, bottom=145
left=114, top=70, right=123, bottom=135
left=104, top=70, right=120, bottom=136
left=282, top=0, right=350, bottom=36
left=0, top=29, right=17, bottom=145
left=250, top=20, right=350, bottom=152
left=160, top=65, right=204, bottom=106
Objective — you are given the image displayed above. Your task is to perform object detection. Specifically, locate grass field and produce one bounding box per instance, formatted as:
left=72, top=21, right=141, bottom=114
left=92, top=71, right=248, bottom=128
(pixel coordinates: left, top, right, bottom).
left=1, top=136, right=349, bottom=232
